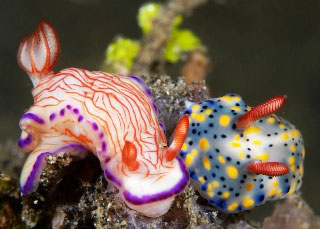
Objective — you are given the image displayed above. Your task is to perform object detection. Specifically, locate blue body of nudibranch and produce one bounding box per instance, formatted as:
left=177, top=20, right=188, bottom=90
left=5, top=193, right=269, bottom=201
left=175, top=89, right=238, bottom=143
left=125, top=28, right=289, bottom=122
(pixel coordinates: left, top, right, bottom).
left=180, top=94, right=305, bottom=213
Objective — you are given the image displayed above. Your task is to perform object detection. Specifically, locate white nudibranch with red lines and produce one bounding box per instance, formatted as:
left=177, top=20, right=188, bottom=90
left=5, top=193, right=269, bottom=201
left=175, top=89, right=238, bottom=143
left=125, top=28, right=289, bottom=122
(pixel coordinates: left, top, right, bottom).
left=180, top=94, right=305, bottom=213
left=17, top=19, right=189, bottom=217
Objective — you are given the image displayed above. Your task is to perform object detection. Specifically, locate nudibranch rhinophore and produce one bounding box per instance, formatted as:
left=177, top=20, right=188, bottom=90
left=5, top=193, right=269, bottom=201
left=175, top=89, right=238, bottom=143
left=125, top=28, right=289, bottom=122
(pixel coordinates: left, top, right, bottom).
left=180, top=94, right=305, bottom=213
left=17, top=19, right=189, bottom=217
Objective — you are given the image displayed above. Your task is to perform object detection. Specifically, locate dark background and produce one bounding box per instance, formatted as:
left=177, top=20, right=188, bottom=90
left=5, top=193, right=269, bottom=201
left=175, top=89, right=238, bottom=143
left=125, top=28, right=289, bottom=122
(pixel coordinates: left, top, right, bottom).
left=1, top=0, right=319, bottom=218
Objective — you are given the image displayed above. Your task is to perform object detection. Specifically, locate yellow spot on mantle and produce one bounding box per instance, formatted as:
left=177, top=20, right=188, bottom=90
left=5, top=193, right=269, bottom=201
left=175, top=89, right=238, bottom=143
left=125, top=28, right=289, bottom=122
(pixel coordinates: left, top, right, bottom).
left=288, top=157, right=295, bottom=165
left=302, top=148, right=306, bottom=158
left=290, top=130, right=300, bottom=137
left=222, top=192, right=230, bottom=199
left=282, top=134, right=289, bottom=141
left=226, top=166, right=238, bottom=179
left=273, top=181, right=279, bottom=187
left=245, top=183, right=254, bottom=191
left=235, top=134, right=240, bottom=140
left=221, top=96, right=232, bottom=102
left=231, top=106, right=241, bottom=111
left=199, top=177, right=206, bottom=184
left=218, top=156, right=226, bottom=164
left=300, top=165, right=304, bottom=176
left=199, top=138, right=210, bottom=151
left=290, top=145, right=297, bottom=152
left=181, top=143, right=187, bottom=151
left=268, top=188, right=276, bottom=197
left=267, top=117, right=275, bottom=124
left=207, top=191, right=215, bottom=197
left=212, top=181, right=220, bottom=188
left=243, top=196, right=254, bottom=208
left=279, top=124, right=285, bottom=129
left=207, top=181, right=219, bottom=192
left=244, top=126, right=261, bottom=135
left=219, top=115, right=230, bottom=127
left=203, top=157, right=211, bottom=170
left=192, top=104, right=200, bottom=112
left=231, top=142, right=241, bottom=148
left=185, top=150, right=198, bottom=167
left=239, top=152, right=245, bottom=159
left=205, top=109, right=212, bottom=115
left=191, top=150, right=198, bottom=157
left=255, top=153, right=269, bottom=162
left=290, top=165, right=296, bottom=172
left=191, top=113, right=205, bottom=122
left=228, top=203, right=238, bottom=211
left=252, top=140, right=261, bottom=146
left=185, top=155, right=194, bottom=167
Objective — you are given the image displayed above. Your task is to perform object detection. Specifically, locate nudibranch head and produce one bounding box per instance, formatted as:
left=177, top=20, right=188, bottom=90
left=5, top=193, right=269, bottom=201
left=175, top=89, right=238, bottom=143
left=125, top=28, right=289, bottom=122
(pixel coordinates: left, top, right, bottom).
left=17, top=19, right=189, bottom=217
left=180, top=94, right=304, bottom=213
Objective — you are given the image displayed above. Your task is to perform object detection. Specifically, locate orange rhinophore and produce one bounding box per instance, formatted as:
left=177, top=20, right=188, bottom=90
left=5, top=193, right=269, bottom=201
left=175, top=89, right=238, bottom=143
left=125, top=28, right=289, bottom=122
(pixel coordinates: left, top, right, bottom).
left=236, top=96, right=286, bottom=129
left=164, top=115, right=189, bottom=162
left=245, top=162, right=290, bottom=177
left=17, top=19, right=188, bottom=217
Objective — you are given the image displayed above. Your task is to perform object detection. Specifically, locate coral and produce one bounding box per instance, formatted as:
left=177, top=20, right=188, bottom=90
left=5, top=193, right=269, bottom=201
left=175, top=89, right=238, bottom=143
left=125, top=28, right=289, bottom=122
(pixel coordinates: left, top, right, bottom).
left=104, top=37, right=140, bottom=75
left=163, top=28, right=202, bottom=63
left=104, top=1, right=205, bottom=76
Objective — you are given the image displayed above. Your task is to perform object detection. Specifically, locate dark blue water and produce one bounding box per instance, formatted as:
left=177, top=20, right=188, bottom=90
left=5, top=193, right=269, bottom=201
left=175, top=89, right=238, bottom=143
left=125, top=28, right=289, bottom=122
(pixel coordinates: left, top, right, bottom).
left=1, top=0, right=319, bottom=218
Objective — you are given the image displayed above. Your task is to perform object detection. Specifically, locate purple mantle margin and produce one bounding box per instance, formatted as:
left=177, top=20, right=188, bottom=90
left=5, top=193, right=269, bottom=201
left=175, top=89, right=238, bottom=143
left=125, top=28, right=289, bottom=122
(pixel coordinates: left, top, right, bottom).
left=123, top=158, right=189, bottom=205
left=21, top=113, right=45, bottom=124
left=21, top=144, right=88, bottom=195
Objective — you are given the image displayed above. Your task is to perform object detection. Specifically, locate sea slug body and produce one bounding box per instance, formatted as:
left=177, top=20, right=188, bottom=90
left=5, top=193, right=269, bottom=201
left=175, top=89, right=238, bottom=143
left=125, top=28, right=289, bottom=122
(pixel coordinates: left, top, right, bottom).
left=17, top=19, right=189, bottom=217
left=180, top=94, right=305, bottom=213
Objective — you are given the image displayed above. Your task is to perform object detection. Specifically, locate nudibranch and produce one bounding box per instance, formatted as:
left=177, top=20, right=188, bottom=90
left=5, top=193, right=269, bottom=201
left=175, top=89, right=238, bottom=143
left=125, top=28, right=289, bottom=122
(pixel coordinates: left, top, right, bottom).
left=180, top=94, right=305, bottom=213
left=17, top=19, right=189, bottom=217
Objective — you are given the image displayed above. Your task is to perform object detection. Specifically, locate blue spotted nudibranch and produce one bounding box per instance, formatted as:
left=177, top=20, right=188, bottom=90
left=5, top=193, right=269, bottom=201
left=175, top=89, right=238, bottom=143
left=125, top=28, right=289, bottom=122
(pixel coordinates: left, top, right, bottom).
left=180, top=94, right=305, bottom=213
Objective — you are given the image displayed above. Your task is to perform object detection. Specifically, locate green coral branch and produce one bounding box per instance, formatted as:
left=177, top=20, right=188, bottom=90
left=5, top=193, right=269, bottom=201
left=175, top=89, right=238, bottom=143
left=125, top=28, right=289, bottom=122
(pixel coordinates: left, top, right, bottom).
left=105, top=37, right=140, bottom=73
left=104, top=2, right=203, bottom=74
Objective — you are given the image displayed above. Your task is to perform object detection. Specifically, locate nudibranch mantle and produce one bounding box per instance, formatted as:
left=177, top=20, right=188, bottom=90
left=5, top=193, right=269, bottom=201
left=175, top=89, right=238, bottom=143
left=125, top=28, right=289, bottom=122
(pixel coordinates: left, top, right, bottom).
left=17, top=19, right=189, bottom=217
left=180, top=94, right=305, bottom=213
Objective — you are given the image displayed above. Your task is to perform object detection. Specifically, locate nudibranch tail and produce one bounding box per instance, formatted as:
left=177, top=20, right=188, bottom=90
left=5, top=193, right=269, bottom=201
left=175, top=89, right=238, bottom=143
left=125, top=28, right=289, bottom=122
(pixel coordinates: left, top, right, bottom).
left=17, top=19, right=60, bottom=86
left=165, top=115, right=189, bottom=162
left=122, top=141, right=139, bottom=171
left=245, top=162, right=290, bottom=177
left=236, top=96, right=286, bottom=129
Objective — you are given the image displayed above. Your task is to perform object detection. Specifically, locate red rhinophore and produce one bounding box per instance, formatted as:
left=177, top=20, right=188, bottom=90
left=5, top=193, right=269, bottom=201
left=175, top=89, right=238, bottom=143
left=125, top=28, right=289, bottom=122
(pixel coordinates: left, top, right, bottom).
left=245, top=162, right=289, bottom=176
left=122, top=141, right=139, bottom=171
left=165, top=115, right=189, bottom=162
left=236, top=96, right=286, bottom=129
left=17, top=19, right=60, bottom=77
